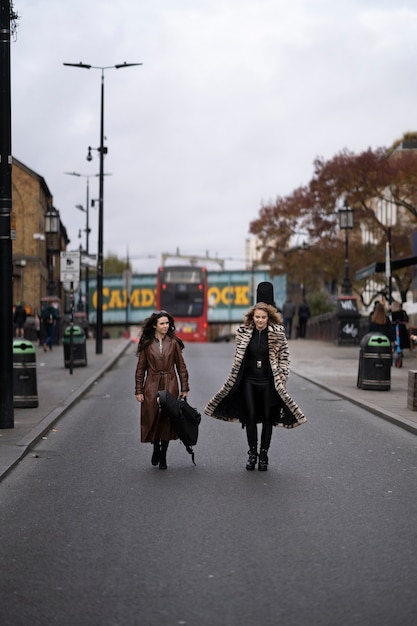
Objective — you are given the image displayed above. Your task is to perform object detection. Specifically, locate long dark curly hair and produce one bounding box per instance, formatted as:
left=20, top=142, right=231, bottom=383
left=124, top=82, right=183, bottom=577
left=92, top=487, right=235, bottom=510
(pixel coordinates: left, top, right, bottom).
left=136, top=310, right=185, bottom=354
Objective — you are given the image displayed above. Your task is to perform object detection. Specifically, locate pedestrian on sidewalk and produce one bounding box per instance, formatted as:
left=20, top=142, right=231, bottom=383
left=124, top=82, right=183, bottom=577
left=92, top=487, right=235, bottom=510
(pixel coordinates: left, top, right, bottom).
left=282, top=297, right=296, bottom=338
left=135, top=310, right=189, bottom=470
left=205, top=282, right=306, bottom=473
left=13, top=303, right=27, bottom=338
left=369, top=302, right=395, bottom=342
left=391, top=301, right=410, bottom=350
left=297, top=298, right=311, bottom=339
left=41, top=302, right=57, bottom=351
left=34, top=310, right=41, bottom=346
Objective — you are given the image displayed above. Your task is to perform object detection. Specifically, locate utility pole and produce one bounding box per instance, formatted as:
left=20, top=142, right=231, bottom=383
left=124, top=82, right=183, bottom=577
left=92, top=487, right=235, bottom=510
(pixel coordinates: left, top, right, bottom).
left=64, top=61, right=142, bottom=354
left=0, top=0, right=14, bottom=428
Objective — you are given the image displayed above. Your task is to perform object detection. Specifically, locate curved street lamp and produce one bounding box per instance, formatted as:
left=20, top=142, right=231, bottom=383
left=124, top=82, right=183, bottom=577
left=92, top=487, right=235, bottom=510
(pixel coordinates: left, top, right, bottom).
left=45, top=207, right=61, bottom=296
left=63, top=61, right=143, bottom=354
left=338, top=201, right=354, bottom=296
left=65, top=171, right=99, bottom=324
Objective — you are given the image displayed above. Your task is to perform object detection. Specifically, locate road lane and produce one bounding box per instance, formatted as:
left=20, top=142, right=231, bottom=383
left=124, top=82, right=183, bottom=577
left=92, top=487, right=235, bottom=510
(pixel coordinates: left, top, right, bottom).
left=0, top=343, right=416, bottom=626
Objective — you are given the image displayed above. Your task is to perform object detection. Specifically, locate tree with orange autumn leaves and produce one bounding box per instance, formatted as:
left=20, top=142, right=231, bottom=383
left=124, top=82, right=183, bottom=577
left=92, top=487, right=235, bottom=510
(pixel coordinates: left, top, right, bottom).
left=250, top=139, right=417, bottom=304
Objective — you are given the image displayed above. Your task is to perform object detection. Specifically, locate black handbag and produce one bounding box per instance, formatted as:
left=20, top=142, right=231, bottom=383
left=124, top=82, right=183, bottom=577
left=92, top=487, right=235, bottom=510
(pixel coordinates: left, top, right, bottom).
left=157, top=390, right=201, bottom=464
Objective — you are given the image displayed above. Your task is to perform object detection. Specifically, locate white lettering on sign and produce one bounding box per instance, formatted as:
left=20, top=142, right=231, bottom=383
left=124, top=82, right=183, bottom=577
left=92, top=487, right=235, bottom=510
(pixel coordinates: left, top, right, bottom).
left=342, top=323, right=358, bottom=337
left=340, top=300, right=356, bottom=312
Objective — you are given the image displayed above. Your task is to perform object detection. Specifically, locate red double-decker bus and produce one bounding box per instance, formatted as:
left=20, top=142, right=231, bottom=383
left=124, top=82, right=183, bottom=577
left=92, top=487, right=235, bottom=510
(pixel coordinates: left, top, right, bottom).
left=156, top=266, right=208, bottom=342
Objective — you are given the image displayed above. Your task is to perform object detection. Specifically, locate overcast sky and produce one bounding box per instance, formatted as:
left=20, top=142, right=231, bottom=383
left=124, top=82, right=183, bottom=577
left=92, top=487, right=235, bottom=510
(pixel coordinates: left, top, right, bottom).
left=10, top=0, right=417, bottom=273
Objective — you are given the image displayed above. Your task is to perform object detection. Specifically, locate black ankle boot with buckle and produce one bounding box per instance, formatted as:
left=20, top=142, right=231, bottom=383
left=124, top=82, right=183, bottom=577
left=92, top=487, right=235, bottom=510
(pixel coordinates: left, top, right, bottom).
left=258, top=448, right=269, bottom=471
left=159, top=440, right=169, bottom=470
left=246, top=447, right=258, bottom=471
left=151, top=441, right=161, bottom=466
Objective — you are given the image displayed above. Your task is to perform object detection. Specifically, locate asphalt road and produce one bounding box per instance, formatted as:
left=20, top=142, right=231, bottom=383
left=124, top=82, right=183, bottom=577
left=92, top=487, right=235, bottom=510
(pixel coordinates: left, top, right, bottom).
left=0, top=343, right=416, bottom=626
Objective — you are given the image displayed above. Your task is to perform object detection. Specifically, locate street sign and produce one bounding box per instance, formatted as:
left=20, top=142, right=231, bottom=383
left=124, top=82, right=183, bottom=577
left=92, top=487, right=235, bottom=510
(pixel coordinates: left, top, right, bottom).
left=355, top=263, right=377, bottom=281
left=60, top=250, right=80, bottom=282
left=356, top=255, right=417, bottom=281
left=81, top=253, right=97, bottom=269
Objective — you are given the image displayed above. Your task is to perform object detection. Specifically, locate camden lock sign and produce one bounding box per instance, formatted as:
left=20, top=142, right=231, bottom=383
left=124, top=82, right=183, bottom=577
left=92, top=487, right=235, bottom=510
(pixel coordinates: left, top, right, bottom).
left=84, top=270, right=287, bottom=325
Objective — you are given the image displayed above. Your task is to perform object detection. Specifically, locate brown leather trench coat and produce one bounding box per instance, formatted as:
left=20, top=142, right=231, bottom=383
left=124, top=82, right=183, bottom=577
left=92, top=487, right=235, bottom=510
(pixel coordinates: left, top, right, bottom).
left=135, top=335, right=189, bottom=443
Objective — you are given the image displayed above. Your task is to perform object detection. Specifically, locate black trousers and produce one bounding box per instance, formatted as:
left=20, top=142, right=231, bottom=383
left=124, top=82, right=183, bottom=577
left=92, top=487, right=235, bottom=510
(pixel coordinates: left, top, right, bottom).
left=243, top=380, right=273, bottom=450
left=299, top=318, right=308, bottom=338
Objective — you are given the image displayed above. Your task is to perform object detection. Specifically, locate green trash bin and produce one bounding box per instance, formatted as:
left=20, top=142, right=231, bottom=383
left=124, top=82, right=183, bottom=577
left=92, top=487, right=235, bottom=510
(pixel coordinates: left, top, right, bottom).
left=13, top=339, right=39, bottom=408
left=63, top=325, right=87, bottom=368
left=357, top=332, right=392, bottom=391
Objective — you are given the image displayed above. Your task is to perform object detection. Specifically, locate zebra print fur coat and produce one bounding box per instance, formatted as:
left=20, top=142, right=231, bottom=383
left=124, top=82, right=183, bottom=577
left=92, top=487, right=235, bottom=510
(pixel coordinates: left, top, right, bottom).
left=205, top=323, right=307, bottom=428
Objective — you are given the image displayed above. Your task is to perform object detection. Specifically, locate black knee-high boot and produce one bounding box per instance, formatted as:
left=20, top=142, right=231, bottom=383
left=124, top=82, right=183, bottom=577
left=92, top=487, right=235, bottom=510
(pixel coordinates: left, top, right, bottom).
left=260, top=423, right=272, bottom=450
left=245, top=421, right=258, bottom=471
left=259, top=423, right=272, bottom=471
left=151, top=440, right=161, bottom=466
left=159, top=440, right=169, bottom=470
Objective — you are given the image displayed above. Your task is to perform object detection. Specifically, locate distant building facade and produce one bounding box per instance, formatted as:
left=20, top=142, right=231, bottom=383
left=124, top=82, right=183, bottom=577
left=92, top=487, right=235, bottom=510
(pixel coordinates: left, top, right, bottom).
left=12, top=158, right=69, bottom=315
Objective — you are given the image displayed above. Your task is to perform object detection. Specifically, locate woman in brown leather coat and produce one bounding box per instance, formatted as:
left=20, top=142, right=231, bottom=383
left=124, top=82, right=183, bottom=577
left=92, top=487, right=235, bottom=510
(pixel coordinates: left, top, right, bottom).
left=135, top=310, right=189, bottom=470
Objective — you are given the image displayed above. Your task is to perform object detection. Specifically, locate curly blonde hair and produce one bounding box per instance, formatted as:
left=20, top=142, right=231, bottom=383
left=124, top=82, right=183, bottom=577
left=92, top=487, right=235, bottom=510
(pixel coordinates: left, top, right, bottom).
left=244, top=302, right=283, bottom=327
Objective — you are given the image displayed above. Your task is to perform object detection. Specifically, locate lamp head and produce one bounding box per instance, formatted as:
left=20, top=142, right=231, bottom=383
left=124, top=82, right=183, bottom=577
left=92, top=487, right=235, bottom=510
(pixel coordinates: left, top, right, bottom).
left=86, top=147, right=93, bottom=162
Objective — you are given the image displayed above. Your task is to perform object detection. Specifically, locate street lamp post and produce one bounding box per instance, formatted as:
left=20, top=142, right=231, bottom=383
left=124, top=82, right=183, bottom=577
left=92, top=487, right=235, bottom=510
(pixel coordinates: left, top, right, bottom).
left=386, top=226, right=393, bottom=304
left=338, top=202, right=354, bottom=296
left=336, top=202, right=360, bottom=346
left=33, top=233, right=45, bottom=306
left=63, top=61, right=142, bottom=354
left=76, top=201, right=90, bottom=317
left=45, top=208, right=60, bottom=296
left=65, top=172, right=94, bottom=323
left=123, top=249, right=132, bottom=332
left=380, top=198, right=396, bottom=305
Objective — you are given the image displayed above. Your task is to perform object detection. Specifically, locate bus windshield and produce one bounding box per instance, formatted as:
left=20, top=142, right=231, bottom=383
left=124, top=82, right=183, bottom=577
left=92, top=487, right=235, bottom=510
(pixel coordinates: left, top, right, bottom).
left=159, top=269, right=205, bottom=317
left=156, top=266, right=208, bottom=341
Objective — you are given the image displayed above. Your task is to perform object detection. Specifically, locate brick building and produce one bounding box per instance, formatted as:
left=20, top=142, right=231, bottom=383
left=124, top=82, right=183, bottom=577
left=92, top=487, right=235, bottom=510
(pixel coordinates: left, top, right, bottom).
left=12, top=158, right=69, bottom=316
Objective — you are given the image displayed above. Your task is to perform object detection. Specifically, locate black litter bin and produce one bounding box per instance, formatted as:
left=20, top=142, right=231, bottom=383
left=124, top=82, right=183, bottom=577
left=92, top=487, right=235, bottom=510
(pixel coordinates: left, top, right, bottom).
left=357, top=332, right=392, bottom=391
left=63, top=325, right=87, bottom=368
left=13, top=339, right=38, bottom=408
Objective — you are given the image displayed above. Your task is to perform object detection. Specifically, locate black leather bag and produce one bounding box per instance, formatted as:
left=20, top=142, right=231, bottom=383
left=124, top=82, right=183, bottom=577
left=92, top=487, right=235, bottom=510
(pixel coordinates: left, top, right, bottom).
left=157, top=390, right=201, bottom=464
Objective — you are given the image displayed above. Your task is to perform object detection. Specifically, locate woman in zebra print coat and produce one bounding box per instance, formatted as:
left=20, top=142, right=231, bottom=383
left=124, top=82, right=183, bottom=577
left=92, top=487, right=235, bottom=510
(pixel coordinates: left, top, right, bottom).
left=205, top=298, right=306, bottom=472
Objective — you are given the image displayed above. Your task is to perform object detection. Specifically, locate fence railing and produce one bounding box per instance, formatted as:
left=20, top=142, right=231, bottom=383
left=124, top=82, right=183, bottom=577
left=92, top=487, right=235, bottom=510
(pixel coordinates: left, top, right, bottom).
left=306, top=313, right=369, bottom=344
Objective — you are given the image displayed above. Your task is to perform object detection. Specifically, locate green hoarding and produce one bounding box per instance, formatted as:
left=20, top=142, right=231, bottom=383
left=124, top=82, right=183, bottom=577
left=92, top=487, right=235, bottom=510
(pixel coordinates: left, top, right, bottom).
left=83, top=270, right=286, bottom=325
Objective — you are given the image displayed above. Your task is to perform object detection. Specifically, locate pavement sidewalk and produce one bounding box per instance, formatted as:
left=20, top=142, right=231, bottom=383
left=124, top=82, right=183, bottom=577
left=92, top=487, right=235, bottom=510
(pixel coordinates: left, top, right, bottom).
left=0, top=337, right=132, bottom=480
left=1, top=335, right=417, bottom=481
left=288, top=338, right=417, bottom=435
